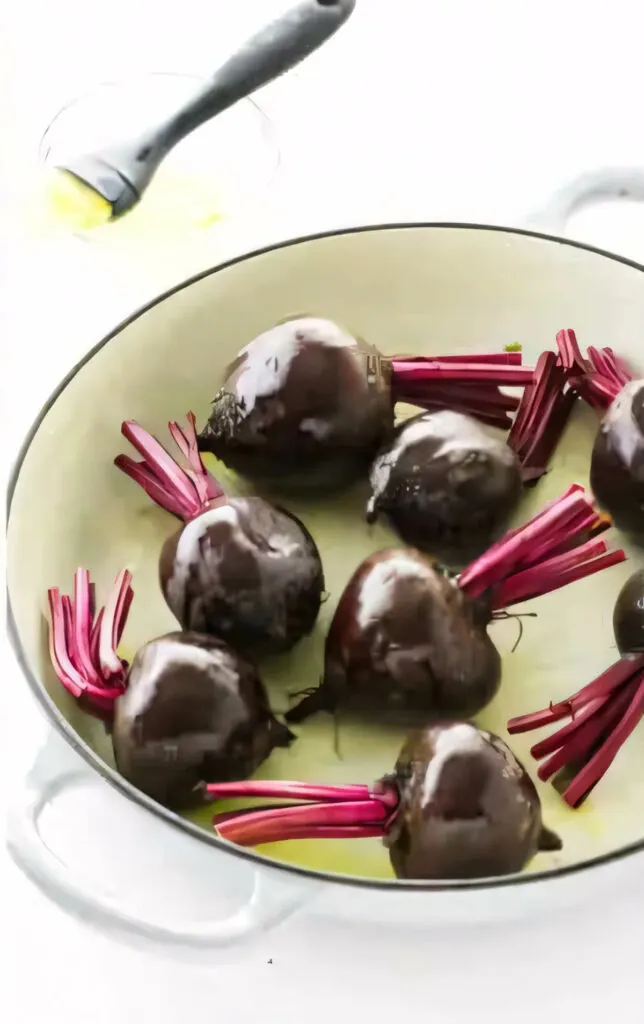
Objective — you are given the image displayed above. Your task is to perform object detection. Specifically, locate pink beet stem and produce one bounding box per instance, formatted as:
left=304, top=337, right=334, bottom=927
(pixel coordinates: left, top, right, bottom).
left=587, top=346, right=632, bottom=391
left=391, top=352, right=524, bottom=366
left=568, top=377, right=614, bottom=414
left=506, top=654, right=644, bottom=807
left=556, top=329, right=590, bottom=375
left=536, top=685, right=633, bottom=782
left=206, top=781, right=379, bottom=803
left=89, top=608, right=104, bottom=667
left=217, top=823, right=385, bottom=846
left=507, top=348, right=577, bottom=480
left=121, top=421, right=201, bottom=504
left=117, top=416, right=224, bottom=521
left=60, top=595, right=79, bottom=674
left=399, top=381, right=521, bottom=411
left=48, top=589, right=86, bottom=699
left=73, top=569, right=102, bottom=686
left=459, top=487, right=617, bottom=601
left=98, top=569, right=133, bottom=680
left=167, top=412, right=222, bottom=507
left=48, top=584, right=125, bottom=714
left=491, top=543, right=626, bottom=610
left=507, top=703, right=574, bottom=735
left=533, top=688, right=630, bottom=770
left=563, top=676, right=644, bottom=806
left=388, top=352, right=534, bottom=429
left=114, top=455, right=193, bottom=520
left=214, top=798, right=391, bottom=847
left=559, top=334, right=633, bottom=412
left=518, top=393, right=577, bottom=482
left=508, top=655, right=642, bottom=736
left=391, top=360, right=534, bottom=385
left=553, top=654, right=644, bottom=715
left=412, top=353, right=524, bottom=364
left=398, top=385, right=519, bottom=429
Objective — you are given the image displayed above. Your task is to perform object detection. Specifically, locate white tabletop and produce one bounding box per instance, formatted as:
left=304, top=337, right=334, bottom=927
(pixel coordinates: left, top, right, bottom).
left=3, top=1, right=644, bottom=1021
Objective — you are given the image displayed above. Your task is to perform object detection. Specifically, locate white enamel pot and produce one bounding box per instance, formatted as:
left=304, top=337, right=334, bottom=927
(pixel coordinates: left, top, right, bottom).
left=6, top=168, right=644, bottom=962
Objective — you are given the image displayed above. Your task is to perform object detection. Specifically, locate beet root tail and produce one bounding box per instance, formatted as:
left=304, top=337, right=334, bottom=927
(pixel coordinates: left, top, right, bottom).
left=284, top=684, right=331, bottom=724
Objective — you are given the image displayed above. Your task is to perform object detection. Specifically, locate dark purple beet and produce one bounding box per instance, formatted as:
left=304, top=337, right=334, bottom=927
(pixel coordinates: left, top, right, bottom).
left=197, top=318, right=392, bottom=493
left=285, top=547, right=501, bottom=725
left=158, top=497, right=325, bottom=657
left=589, top=380, right=644, bottom=540
left=613, top=569, right=644, bottom=655
left=112, top=631, right=294, bottom=810
left=210, top=722, right=562, bottom=880
left=366, top=411, right=522, bottom=566
left=116, top=416, right=325, bottom=657
left=287, top=489, right=624, bottom=727
left=385, top=722, right=562, bottom=879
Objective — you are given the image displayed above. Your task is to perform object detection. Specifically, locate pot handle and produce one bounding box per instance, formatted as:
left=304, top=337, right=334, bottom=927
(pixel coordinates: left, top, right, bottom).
left=524, top=166, right=644, bottom=234
left=6, top=733, right=312, bottom=956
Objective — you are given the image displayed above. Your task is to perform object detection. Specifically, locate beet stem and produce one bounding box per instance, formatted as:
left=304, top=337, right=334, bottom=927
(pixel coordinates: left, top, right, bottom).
left=98, top=569, right=133, bottom=680
left=117, top=414, right=225, bottom=521
left=506, top=654, right=644, bottom=806
left=555, top=329, right=589, bottom=376
left=492, top=543, right=625, bottom=610
left=508, top=655, right=644, bottom=737
left=206, top=781, right=380, bottom=803
left=563, top=676, right=644, bottom=806
left=388, top=353, right=534, bottom=428
left=72, top=569, right=103, bottom=686
left=392, top=352, right=524, bottom=365
left=391, top=360, right=534, bottom=384
left=114, top=455, right=192, bottom=520
left=558, top=333, right=634, bottom=413
left=48, top=589, right=86, bottom=699
left=507, top=348, right=577, bottom=482
left=459, top=486, right=625, bottom=607
left=536, top=685, right=634, bottom=782
left=214, top=798, right=391, bottom=846
left=218, top=824, right=385, bottom=846
left=47, top=569, right=132, bottom=720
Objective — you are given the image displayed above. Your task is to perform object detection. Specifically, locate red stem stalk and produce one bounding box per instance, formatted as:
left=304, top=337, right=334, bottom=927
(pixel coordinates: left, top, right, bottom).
left=210, top=781, right=399, bottom=847
left=389, top=353, right=534, bottom=430
left=507, top=349, right=577, bottom=483
left=458, top=485, right=626, bottom=609
left=115, top=412, right=225, bottom=522
left=47, top=569, right=132, bottom=720
left=556, top=329, right=634, bottom=413
left=507, top=654, right=644, bottom=806
left=215, top=798, right=391, bottom=846
left=206, top=781, right=382, bottom=803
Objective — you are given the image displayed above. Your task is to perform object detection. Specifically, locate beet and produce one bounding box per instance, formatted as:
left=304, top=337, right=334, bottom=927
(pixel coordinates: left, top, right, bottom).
left=290, top=547, right=501, bottom=722
left=115, top=413, right=324, bottom=656
left=613, top=569, right=644, bottom=655
left=557, top=330, right=644, bottom=540
left=207, top=722, right=562, bottom=881
left=46, top=569, right=294, bottom=810
left=366, top=411, right=523, bottom=565
left=286, top=486, right=626, bottom=726
left=509, top=570, right=644, bottom=807
left=590, top=382, right=644, bottom=539
left=196, top=317, right=534, bottom=493
left=366, top=342, right=579, bottom=564
left=387, top=724, right=562, bottom=879
left=112, top=632, right=293, bottom=809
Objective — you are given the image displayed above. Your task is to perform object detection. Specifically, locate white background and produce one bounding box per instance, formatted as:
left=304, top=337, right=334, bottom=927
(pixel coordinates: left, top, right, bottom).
left=2, top=1, right=644, bottom=1021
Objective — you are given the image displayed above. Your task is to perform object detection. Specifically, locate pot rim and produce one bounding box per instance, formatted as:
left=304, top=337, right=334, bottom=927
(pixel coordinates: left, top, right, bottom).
left=7, top=220, right=644, bottom=892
